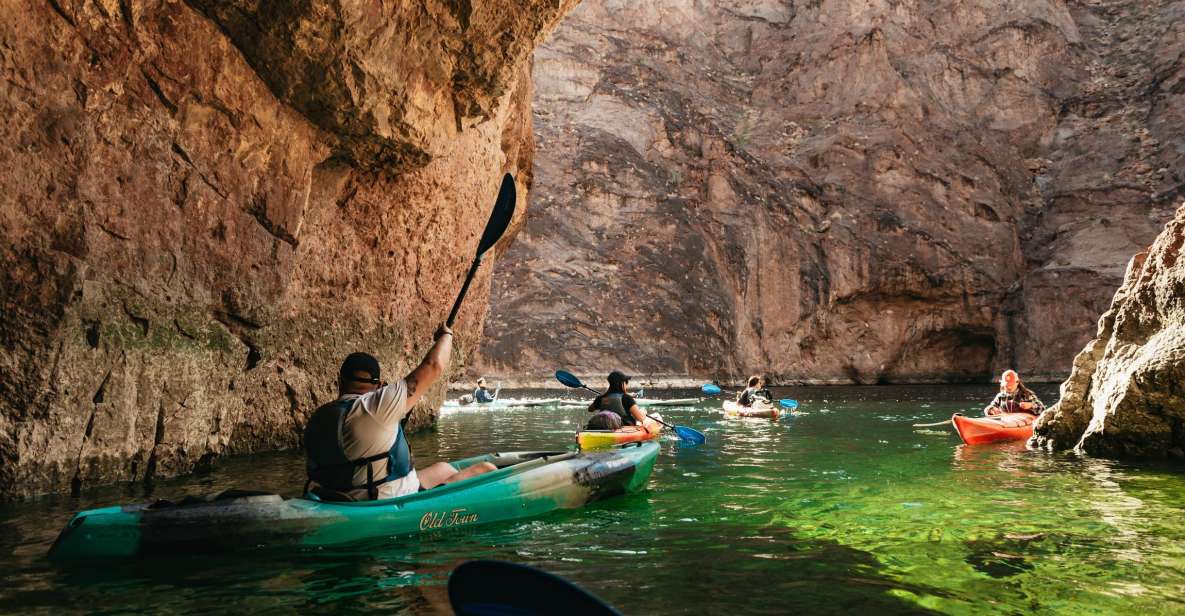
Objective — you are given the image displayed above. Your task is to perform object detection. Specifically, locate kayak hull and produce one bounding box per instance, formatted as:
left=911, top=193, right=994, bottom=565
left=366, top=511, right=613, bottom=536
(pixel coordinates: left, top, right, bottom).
left=48, top=443, right=659, bottom=562
left=952, top=413, right=1035, bottom=445
left=576, top=417, right=663, bottom=450
left=723, top=400, right=780, bottom=419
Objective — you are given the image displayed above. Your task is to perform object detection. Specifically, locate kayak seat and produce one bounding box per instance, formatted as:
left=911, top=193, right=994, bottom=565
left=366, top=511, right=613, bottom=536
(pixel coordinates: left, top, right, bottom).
left=148, top=489, right=279, bottom=509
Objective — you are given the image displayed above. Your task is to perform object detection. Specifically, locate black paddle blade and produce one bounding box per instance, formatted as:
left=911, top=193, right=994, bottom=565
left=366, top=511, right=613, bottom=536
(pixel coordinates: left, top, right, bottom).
left=555, top=370, right=583, bottom=389
left=476, top=173, right=517, bottom=258
left=449, top=560, right=622, bottom=616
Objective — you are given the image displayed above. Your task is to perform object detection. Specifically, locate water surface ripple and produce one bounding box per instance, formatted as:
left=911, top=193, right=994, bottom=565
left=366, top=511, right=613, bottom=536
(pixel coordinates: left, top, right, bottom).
left=2, top=385, right=1184, bottom=614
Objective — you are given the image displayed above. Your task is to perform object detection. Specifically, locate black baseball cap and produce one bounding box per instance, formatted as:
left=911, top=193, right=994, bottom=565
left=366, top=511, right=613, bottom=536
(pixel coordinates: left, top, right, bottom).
left=607, top=370, right=630, bottom=385
left=340, top=352, right=381, bottom=385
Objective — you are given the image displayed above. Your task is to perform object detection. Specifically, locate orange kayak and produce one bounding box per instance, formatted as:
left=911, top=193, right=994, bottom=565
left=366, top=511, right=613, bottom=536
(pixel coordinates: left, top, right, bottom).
left=952, top=413, right=1035, bottom=445
left=577, top=417, right=662, bottom=450
left=723, top=400, right=779, bottom=419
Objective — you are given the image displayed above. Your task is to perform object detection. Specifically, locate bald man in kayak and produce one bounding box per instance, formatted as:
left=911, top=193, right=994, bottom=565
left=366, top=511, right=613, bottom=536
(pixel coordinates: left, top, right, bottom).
left=304, top=325, right=496, bottom=501
left=983, top=370, right=1045, bottom=417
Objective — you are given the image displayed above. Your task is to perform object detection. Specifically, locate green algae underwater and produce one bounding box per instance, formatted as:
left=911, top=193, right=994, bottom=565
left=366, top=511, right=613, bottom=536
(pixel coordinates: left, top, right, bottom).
left=2, top=385, right=1184, bottom=615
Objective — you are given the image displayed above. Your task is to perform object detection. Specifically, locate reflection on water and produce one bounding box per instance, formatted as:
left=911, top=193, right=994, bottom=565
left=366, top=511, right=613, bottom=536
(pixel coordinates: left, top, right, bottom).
left=2, top=385, right=1185, bottom=614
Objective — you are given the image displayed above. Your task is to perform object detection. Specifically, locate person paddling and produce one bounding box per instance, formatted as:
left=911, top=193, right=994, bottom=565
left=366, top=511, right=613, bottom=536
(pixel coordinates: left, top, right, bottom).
left=736, top=375, right=772, bottom=408
left=984, top=370, right=1045, bottom=416
left=304, top=326, right=497, bottom=501
left=474, top=378, right=496, bottom=404
left=586, top=371, right=647, bottom=431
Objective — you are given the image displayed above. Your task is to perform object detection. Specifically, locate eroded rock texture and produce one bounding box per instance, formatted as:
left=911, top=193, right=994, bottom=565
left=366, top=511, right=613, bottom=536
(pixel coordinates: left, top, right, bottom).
left=0, top=0, right=575, bottom=498
left=478, top=0, right=1184, bottom=384
left=1032, top=203, right=1185, bottom=459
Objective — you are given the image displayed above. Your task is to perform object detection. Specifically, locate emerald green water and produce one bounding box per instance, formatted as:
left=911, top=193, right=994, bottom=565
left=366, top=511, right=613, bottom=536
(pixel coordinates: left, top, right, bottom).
left=3, top=385, right=1185, bottom=614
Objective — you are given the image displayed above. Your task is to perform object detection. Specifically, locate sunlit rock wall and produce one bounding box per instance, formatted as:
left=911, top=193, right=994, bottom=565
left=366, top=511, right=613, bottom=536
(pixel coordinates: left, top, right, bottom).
left=1033, top=202, right=1185, bottom=459
left=0, top=0, right=577, bottom=498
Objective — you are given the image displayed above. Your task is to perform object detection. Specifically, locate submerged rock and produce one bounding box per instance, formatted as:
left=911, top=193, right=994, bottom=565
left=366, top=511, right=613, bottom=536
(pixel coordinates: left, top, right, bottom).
left=0, top=0, right=577, bottom=498
left=1032, top=203, right=1185, bottom=459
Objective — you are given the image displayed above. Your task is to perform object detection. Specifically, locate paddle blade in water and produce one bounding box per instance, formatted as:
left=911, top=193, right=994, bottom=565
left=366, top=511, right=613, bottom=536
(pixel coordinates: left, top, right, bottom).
left=779, top=399, right=799, bottom=410
left=555, top=370, right=584, bottom=389
left=701, top=384, right=723, bottom=395
left=449, top=560, right=622, bottom=616
left=675, top=425, right=706, bottom=445
left=475, top=173, right=517, bottom=258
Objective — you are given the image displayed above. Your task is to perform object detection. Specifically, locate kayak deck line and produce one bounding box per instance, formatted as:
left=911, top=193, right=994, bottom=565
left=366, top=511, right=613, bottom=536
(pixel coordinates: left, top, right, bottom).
left=48, top=442, right=660, bottom=562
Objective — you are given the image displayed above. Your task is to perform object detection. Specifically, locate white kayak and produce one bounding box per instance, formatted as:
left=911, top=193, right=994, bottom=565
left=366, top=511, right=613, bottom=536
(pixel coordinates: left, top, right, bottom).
left=442, top=397, right=566, bottom=411
left=636, top=398, right=700, bottom=407
left=723, top=400, right=781, bottom=419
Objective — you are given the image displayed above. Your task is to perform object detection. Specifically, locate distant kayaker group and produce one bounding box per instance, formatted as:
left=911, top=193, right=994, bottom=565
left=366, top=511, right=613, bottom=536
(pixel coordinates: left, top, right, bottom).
left=304, top=320, right=1048, bottom=502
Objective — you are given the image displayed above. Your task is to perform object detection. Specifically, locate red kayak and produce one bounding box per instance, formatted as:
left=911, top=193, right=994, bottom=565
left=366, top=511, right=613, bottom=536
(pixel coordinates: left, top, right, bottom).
left=952, top=413, right=1035, bottom=445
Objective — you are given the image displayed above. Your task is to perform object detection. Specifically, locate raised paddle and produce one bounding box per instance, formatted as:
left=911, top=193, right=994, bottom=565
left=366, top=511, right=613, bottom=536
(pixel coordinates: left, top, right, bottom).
left=446, top=173, right=517, bottom=327
left=702, top=383, right=799, bottom=411
left=555, top=370, right=706, bottom=445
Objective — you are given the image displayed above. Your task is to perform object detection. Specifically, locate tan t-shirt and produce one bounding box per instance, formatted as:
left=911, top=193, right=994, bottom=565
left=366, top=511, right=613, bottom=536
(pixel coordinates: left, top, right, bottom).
left=337, top=379, right=418, bottom=500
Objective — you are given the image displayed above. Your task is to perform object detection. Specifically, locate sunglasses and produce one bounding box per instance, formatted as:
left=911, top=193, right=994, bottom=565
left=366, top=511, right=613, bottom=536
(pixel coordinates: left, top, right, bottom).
left=353, top=376, right=385, bottom=386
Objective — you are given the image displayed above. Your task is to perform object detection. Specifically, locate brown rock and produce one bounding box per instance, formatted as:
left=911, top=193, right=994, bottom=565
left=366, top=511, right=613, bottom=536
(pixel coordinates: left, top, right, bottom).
left=0, top=0, right=576, bottom=498
left=1032, top=202, right=1185, bottom=458
left=478, top=0, right=1184, bottom=385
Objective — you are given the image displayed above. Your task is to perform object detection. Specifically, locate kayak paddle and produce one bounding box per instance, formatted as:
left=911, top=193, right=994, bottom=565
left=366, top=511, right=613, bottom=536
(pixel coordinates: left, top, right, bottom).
left=555, top=370, right=706, bottom=445
left=446, top=173, right=516, bottom=327
left=449, top=559, right=622, bottom=616
left=913, top=420, right=951, bottom=428
left=703, top=383, right=798, bottom=411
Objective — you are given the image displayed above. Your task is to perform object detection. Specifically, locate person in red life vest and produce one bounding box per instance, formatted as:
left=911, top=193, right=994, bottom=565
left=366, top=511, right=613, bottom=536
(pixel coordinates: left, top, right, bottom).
left=983, top=370, right=1046, bottom=417
left=303, top=325, right=497, bottom=501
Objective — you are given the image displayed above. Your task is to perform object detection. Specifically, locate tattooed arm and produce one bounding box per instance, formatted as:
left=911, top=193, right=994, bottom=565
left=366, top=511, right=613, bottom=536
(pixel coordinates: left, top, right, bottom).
left=403, top=324, right=453, bottom=410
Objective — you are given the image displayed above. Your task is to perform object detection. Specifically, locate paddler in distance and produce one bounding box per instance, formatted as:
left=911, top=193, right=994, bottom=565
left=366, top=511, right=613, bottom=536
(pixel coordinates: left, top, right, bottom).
left=473, top=377, right=496, bottom=403
left=586, top=371, right=648, bottom=430
left=983, top=369, right=1045, bottom=416
left=304, top=325, right=496, bottom=501
left=735, top=375, right=772, bottom=408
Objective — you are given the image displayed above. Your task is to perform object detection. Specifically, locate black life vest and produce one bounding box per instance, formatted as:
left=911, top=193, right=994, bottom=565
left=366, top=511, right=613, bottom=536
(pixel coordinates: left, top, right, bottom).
left=304, top=396, right=412, bottom=500
left=595, top=392, right=636, bottom=426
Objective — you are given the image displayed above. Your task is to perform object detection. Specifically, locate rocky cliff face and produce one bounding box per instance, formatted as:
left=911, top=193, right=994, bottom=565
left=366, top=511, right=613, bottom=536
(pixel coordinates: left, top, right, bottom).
left=478, top=0, right=1184, bottom=385
left=1032, top=202, right=1185, bottom=459
left=0, top=0, right=576, bottom=498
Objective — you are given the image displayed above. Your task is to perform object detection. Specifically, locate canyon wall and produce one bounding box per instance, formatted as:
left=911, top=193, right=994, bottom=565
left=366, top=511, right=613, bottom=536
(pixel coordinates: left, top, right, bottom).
left=0, top=0, right=576, bottom=498
left=1032, top=202, right=1185, bottom=459
left=477, top=0, right=1185, bottom=385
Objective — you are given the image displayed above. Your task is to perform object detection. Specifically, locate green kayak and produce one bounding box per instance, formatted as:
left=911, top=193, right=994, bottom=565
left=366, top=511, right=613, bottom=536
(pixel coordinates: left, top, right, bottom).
left=49, top=442, right=659, bottom=562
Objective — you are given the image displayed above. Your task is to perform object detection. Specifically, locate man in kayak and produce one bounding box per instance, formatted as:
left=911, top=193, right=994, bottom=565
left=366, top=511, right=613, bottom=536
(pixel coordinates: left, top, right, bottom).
left=586, top=371, right=647, bottom=430
left=984, top=370, right=1045, bottom=416
left=474, top=378, right=496, bottom=403
left=304, top=326, right=497, bottom=501
left=736, top=375, right=772, bottom=408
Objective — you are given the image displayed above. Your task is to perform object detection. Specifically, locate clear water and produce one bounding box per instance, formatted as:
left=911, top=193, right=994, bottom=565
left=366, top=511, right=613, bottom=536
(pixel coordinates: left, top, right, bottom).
left=3, top=386, right=1185, bottom=615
